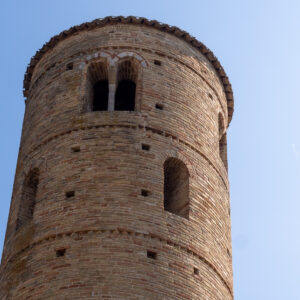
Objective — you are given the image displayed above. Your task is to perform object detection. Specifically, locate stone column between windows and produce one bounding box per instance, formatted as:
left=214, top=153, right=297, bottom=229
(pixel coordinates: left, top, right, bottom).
left=108, top=84, right=116, bottom=111
left=108, top=66, right=117, bottom=111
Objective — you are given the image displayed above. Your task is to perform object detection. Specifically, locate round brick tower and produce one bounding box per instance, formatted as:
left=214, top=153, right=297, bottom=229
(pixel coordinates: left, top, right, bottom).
left=0, top=16, right=234, bottom=299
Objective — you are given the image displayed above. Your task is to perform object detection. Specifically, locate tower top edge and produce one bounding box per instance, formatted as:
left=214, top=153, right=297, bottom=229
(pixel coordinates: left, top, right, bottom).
left=23, top=15, right=234, bottom=123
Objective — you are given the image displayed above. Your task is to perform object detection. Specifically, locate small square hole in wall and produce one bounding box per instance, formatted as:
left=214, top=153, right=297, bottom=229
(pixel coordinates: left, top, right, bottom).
left=65, top=191, right=75, bottom=198
left=141, top=189, right=150, bottom=197
left=147, top=250, right=157, bottom=259
left=141, top=144, right=150, bottom=151
left=208, top=93, right=213, bottom=100
left=227, top=249, right=231, bottom=257
left=154, top=60, right=162, bottom=66
left=66, top=63, right=73, bottom=71
left=56, top=248, right=66, bottom=257
left=194, top=267, right=199, bottom=275
left=155, top=103, right=164, bottom=110
left=71, top=146, right=80, bottom=153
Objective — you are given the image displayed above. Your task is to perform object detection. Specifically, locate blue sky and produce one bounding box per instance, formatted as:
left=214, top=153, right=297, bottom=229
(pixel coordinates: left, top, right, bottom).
left=1, top=1, right=300, bottom=299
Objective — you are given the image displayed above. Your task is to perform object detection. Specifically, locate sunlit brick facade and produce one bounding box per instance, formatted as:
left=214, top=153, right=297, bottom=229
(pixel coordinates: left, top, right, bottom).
left=0, top=16, right=234, bottom=299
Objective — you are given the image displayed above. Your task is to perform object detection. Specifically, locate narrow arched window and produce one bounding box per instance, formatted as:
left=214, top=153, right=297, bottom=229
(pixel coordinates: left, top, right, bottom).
left=218, top=113, right=228, bottom=170
left=16, top=169, right=39, bottom=231
left=164, top=158, right=189, bottom=219
left=86, top=61, right=108, bottom=111
left=115, top=60, right=137, bottom=111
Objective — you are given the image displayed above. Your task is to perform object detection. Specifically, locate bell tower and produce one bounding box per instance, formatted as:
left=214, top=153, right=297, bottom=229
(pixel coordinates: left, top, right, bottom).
left=0, top=16, right=234, bottom=299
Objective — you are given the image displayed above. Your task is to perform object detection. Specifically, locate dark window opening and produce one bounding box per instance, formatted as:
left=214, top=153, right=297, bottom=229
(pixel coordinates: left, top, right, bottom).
left=141, top=189, right=150, bottom=197
left=194, top=267, right=199, bottom=275
left=65, top=191, right=75, bottom=198
left=56, top=248, right=66, bottom=257
left=142, top=144, right=150, bottom=151
left=86, top=61, right=108, bottom=112
left=155, top=103, right=164, bottom=110
left=164, top=158, right=189, bottom=219
left=147, top=250, right=157, bottom=259
left=154, top=60, right=162, bottom=66
left=115, top=80, right=136, bottom=111
left=16, top=169, right=39, bottom=231
left=115, top=60, right=137, bottom=111
left=93, top=80, right=109, bottom=111
left=218, top=113, right=228, bottom=171
left=219, top=133, right=228, bottom=170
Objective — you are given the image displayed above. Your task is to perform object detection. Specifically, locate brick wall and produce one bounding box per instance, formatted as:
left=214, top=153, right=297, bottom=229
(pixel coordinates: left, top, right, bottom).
left=0, top=20, right=233, bottom=299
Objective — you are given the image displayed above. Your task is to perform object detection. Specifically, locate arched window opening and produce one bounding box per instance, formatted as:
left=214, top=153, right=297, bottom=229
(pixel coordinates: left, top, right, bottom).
left=86, top=61, right=108, bottom=111
left=16, top=169, right=39, bottom=231
left=164, top=158, right=189, bottom=219
left=115, top=60, right=137, bottom=111
left=93, top=80, right=109, bottom=111
left=218, top=114, right=228, bottom=171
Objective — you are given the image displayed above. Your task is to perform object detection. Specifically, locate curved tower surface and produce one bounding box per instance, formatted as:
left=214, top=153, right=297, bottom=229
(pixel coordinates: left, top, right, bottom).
left=0, top=16, right=234, bottom=299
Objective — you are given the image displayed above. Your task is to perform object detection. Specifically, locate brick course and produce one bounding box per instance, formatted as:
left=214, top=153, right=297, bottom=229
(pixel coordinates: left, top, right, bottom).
left=0, top=17, right=234, bottom=299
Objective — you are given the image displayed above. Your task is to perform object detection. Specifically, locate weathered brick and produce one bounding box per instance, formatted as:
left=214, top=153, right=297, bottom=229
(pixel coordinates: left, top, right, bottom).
left=0, top=16, right=234, bottom=299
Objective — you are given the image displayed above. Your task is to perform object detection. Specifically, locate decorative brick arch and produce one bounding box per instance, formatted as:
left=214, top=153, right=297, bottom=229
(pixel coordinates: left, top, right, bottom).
left=115, top=51, right=148, bottom=68
left=80, top=51, right=148, bottom=112
left=158, top=149, right=197, bottom=180
left=79, top=54, right=110, bottom=113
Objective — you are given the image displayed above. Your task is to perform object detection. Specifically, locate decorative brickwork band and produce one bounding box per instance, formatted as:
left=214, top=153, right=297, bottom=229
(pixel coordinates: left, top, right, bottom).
left=1, top=228, right=233, bottom=297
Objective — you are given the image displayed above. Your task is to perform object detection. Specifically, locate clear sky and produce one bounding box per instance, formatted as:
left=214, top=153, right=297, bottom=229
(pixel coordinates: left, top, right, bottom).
left=1, top=1, right=300, bottom=299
